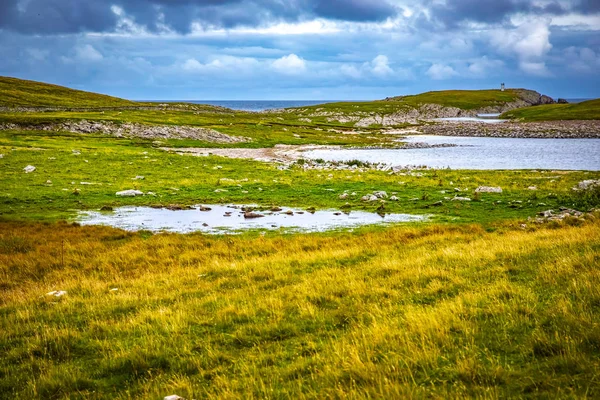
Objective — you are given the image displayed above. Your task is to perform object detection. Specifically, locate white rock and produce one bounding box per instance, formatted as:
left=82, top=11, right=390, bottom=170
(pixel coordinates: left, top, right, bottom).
left=146, top=191, right=157, bottom=196
left=46, top=290, right=67, bottom=297
left=528, top=186, right=537, bottom=190
left=0, top=154, right=3, bottom=158
left=361, top=194, right=378, bottom=202
left=133, top=176, right=145, bottom=180
left=23, top=165, right=36, bottom=173
left=116, top=190, right=144, bottom=197
left=475, top=186, right=502, bottom=193
left=574, top=180, right=600, bottom=191
left=164, top=395, right=185, bottom=400
left=339, top=193, right=349, bottom=200
left=452, top=196, right=471, bottom=201
left=373, top=191, right=388, bottom=199
left=110, top=288, right=118, bottom=292
left=390, top=196, right=399, bottom=201
left=46, top=180, right=52, bottom=184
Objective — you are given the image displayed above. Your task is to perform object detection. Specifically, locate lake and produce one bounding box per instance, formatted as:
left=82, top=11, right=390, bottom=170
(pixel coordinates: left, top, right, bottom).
left=303, top=135, right=600, bottom=170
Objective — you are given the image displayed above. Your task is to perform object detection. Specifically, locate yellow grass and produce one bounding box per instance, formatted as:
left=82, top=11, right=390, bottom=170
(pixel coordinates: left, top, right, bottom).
left=1, top=218, right=600, bottom=398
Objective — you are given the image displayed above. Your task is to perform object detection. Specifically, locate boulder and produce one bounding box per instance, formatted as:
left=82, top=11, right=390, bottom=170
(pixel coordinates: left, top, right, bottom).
left=537, top=95, right=555, bottom=105
left=389, top=196, right=399, bottom=201
left=574, top=180, right=600, bottom=191
left=23, top=165, right=36, bottom=173
left=244, top=211, right=264, bottom=219
left=116, top=190, right=144, bottom=197
left=475, top=186, right=502, bottom=193
left=339, top=193, right=349, bottom=200
left=373, top=191, right=388, bottom=199
left=557, top=98, right=569, bottom=104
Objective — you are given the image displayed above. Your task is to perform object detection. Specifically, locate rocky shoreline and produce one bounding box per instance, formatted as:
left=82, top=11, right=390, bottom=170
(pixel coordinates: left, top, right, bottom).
left=419, top=120, right=600, bottom=138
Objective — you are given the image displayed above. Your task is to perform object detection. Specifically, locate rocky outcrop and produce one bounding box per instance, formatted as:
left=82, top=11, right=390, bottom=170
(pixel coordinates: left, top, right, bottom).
left=420, top=120, right=600, bottom=138
left=0, top=121, right=249, bottom=143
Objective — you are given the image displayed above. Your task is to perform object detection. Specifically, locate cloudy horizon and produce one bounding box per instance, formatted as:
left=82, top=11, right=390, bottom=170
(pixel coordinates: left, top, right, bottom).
left=1, top=0, right=599, bottom=100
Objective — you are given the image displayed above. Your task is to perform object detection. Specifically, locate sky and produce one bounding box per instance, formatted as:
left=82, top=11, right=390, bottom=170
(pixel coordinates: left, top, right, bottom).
left=0, top=0, right=599, bottom=100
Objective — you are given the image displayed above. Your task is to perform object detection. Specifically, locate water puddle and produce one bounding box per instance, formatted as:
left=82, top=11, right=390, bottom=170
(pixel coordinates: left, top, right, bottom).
left=78, top=205, right=427, bottom=234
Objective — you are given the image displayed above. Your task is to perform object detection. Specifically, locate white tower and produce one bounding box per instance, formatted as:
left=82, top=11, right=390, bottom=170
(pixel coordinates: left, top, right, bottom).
left=501, top=83, right=505, bottom=92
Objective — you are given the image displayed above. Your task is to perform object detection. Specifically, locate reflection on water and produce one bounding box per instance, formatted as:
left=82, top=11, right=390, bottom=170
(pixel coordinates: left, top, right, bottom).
left=78, top=205, right=427, bottom=234
left=304, top=135, right=600, bottom=170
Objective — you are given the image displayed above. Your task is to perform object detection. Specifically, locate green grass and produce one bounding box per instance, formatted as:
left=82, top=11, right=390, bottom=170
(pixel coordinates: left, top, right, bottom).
left=502, top=99, right=600, bottom=121
left=390, top=89, right=523, bottom=110
left=0, top=76, right=139, bottom=108
left=1, top=130, right=598, bottom=223
left=1, top=218, right=600, bottom=398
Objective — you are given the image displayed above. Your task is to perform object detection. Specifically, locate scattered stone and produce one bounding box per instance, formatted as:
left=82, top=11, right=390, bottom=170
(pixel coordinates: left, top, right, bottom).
left=389, top=196, right=399, bottom=201
left=333, top=212, right=342, bottom=216
left=452, top=196, right=471, bottom=201
left=475, top=186, right=502, bottom=193
left=46, top=180, right=52, bottom=184
left=202, top=223, right=209, bottom=227
left=270, top=206, right=283, bottom=212
left=373, top=191, right=388, bottom=199
left=164, top=395, right=186, bottom=400
left=100, top=206, right=114, bottom=211
left=361, top=194, right=378, bottom=202
left=199, top=206, right=212, bottom=211
left=574, top=180, right=600, bottom=191
left=116, top=190, right=144, bottom=197
left=430, top=201, right=443, bottom=206
left=133, top=176, right=145, bottom=180
left=284, top=210, right=294, bottom=215
left=528, top=186, right=537, bottom=190
left=244, top=211, right=265, bottom=219
left=72, top=150, right=81, bottom=155
left=110, top=288, right=118, bottom=292
left=0, top=154, right=3, bottom=158
left=306, top=207, right=316, bottom=214
left=23, top=165, right=36, bottom=173
left=46, top=290, right=67, bottom=297
left=339, top=193, right=349, bottom=200
left=214, top=189, right=227, bottom=193
left=146, top=192, right=156, bottom=196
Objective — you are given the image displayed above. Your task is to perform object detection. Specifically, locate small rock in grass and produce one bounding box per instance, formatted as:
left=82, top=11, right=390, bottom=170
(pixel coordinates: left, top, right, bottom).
left=133, top=176, right=145, bottom=180
left=110, top=288, right=118, bottom=292
left=373, top=191, right=388, bottom=199
left=452, top=196, right=471, bottom=201
left=528, top=186, right=537, bottom=190
left=339, top=193, right=348, bottom=200
left=164, top=395, right=186, bottom=400
left=389, top=196, right=399, bottom=201
left=23, top=165, right=36, bottom=173
left=574, top=180, right=600, bottom=191
left=46, top=290, right=67, bottom=297
left=116, top=190, right=144, bottom=197
left=475, top=186, right=502, bottom=193
left=361, top=194, right=378, bottom=202
left=46, top=180, right=52, bottom=184
left=0, top=154, right=3, bottom=158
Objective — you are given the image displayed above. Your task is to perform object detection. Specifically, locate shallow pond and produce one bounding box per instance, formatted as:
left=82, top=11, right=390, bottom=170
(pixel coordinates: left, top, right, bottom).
left=78, top=205, right=427, bottom=234
left=304, top=135, right=600, bottom=170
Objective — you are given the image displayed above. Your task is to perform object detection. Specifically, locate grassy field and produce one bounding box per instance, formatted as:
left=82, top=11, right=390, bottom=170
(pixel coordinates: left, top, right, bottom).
left=0, top=77, right=141, bottom=109
left=502, top=99, right=600, bottom=121
left=2, top=77, right=600, bottom=399
left=1, top=218, right=600, bottom=398
left=1, top=129, right=599, bottom=223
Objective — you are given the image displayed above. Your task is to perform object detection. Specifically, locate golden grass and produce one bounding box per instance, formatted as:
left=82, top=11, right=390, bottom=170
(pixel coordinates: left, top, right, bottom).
left=1, top=219, right=600, bottom=398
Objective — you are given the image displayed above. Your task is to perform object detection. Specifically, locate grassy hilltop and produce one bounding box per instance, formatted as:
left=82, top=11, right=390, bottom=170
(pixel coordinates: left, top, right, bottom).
left=0, top=76, right=140, bottom=108
left=1, top=77, right=600, bottom=398
left=502, top=98, right=600, bottom=121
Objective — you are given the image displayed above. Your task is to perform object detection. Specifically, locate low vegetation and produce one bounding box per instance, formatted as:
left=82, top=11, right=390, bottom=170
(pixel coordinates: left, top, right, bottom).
left=1, top=218, right=600, bottom=398
left=502, top=99, right=600, bottom=121
left=1, top=76, right=599, bottom=399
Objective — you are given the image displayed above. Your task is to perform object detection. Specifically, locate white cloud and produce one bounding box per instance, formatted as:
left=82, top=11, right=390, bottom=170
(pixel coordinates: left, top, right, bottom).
left=426, top=63, right=458, bottom=80
left=75, top=45, right=103, bottom=62
left=182, top=58, right=203, bottom=71
left=340, top=64, right=362, bottom=79
left=491, top=19, right=552, bottom=76
left=370, top=55, right=393, bottom=77
left=519, top=61, right=551, bottom=76
left=467, top=57, right=504, bottom=77
left=564, top=46, right=600, bottom=73
left=272, top=54, right=307, bottom=74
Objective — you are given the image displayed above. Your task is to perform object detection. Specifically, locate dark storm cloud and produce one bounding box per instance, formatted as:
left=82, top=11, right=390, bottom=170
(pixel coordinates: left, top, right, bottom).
left=0, top=0, right=398, bottom=35
left=425, top=0, right=571, bottom=29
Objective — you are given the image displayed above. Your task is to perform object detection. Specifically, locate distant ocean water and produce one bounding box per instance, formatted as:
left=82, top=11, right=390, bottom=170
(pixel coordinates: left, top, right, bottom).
left=146, top=100, right=346, bottom=112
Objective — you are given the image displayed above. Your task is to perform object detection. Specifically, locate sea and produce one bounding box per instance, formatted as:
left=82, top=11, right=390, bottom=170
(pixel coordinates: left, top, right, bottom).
left=143, top=98, right=594, bottom=112
left=145, top=100, right=347, bottom=112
